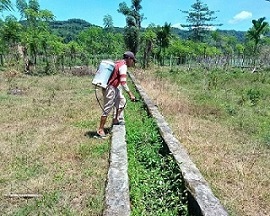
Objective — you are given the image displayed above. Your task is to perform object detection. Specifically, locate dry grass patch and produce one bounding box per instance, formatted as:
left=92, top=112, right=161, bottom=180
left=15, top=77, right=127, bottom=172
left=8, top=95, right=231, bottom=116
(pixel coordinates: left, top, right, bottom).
left=0, top=70, right=110, bottom=215
left=135, top=68, right=270, bottom=216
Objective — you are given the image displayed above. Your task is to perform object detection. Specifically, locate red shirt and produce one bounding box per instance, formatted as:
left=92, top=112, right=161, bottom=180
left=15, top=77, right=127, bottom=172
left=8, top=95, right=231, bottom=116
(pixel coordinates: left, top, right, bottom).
left=108, top=60, right=127, bottom=88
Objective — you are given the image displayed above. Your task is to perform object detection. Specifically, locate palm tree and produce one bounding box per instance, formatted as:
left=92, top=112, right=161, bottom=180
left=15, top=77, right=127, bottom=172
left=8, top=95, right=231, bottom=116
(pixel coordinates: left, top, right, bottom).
left=156, top=22, right=171, bottom=65
left=141, top=26, right=156, bottom=68
left=247, top=17, right=269, bottom=55
left=118, top=0, right=144, bottom=54
left=246, top=17, right=269, bottom=69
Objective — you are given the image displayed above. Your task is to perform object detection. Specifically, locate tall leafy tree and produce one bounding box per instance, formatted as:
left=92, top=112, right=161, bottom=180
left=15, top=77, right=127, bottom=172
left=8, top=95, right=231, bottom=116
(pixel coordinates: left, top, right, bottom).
left=181, top=0, right=222, bottom=42
left=0, top=0, right=12, bottom=12
left=77, top=26, right=103, bottom=55
left=0, top=0, right=13, bottom=65
left=0, top=15, right=22, bottom=64
left=78, top=26, right=124, bottom=57
left=16, top=0, right=54, bottom=64
left=156, top=22, right=171, bottom=65
left=101, top=32, right=125, bottom=55
left=103, top=14, right=114, bottom=31
left=167, top=37, right=190, bottom=65
left=118, top=0, right=144, bottom=54
left=211, top=30, right=222, bottom=48
left=141, top=25, right=156, bottom=68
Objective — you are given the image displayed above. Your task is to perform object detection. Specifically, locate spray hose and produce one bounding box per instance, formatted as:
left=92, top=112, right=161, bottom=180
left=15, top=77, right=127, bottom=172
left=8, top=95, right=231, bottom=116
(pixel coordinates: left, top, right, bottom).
left=94, top=84, right=106, bottom=113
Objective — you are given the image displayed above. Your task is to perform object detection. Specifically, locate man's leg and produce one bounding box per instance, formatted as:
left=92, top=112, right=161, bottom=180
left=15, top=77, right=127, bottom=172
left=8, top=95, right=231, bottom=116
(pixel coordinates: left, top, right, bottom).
left=118, top=97, right=126, bottom=122
left=97, top=115, right=107, bottom=136
left=113, top=90, right=126, bottom=124
left=113, top=109, right=119, bottom=124
left=97, top=86, right=116, bottom=135
left=112, top=88, right=122, bottom=124
left=117, top=107, right=124, bottom=120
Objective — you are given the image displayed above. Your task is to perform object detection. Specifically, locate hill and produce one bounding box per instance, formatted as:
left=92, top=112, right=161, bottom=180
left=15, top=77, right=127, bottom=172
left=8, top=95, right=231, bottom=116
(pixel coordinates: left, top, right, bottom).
left=47, top=18, right=246, bottom=43
left=171, top=27, right=246, bottom=43
left=48, top=18, right=99, bottom=43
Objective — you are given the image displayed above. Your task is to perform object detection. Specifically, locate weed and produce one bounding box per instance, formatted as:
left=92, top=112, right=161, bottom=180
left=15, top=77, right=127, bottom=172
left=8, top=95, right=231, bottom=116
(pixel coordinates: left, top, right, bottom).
left=246, top=88, right=261, bottom=106
left=125, top=83, right=189, bottom=215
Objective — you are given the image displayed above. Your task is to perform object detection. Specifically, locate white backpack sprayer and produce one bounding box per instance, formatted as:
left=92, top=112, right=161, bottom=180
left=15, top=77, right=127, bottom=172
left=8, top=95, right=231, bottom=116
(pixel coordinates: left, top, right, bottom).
left=92, top=59, right=139, bottom=118
left=92, top=60, right=116, bottom=112
left=92, top=60, right=115, bottom=89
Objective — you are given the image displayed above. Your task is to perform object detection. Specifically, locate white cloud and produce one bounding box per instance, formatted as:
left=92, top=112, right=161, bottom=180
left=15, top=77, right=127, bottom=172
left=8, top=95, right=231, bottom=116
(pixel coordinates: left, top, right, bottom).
left=229, top=11, right=252, bottom=24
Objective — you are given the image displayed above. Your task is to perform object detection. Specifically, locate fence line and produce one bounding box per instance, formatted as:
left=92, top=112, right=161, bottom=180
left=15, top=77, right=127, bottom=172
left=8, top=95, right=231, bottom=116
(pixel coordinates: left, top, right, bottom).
left=2, top=52, right=270, bottom=72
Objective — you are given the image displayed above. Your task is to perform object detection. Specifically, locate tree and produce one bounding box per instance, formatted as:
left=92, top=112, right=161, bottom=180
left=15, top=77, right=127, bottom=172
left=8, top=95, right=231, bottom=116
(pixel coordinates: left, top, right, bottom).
left=181, top=0, right=222, bottom=42
left=118, top=0, right=144, bottom=54
left=211, top=30, right=222, bottom=48
left=0, top=0, right=12, bottom=12
left=101, top=32, right=125, bottom=55
left=0, top=0, right=13, bottom=65
left=103, top=14, right=114, bottom=31
left=77, top=26, right=103, bottom=55
left=156, top=22, right=171, bottom=65
left=167, top=37, right=190, bottom=65
left=246, top=17, right=269, bottom=69
left=16, top=0, right=55, bottom=65
left=141, top=25, right=156, bottom=68
left=0, top=15, right=22, bottom=65
left=246, top=17, right=269, bottom=55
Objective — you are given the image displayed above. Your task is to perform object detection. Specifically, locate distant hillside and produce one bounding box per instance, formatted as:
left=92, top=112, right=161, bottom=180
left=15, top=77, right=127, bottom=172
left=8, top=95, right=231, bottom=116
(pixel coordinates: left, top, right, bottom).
left=216, top=29, right=247, bottom=42
left=171, top=27, right=246, bottom=43
left=46, top=19, right=246, bottom=43
left=48, top=18, right=99, bottom=43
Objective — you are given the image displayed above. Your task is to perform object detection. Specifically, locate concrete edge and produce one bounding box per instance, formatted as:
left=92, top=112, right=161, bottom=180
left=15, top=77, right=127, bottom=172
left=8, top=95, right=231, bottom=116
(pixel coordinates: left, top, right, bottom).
left=103, top=125, right=131, bottom=216
left=129, top=72, right=229, bottom=216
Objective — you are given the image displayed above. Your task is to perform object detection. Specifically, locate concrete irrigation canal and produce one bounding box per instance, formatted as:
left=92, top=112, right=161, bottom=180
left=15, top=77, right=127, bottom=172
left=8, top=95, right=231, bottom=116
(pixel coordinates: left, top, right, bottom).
left=103, top=73, right=228, bottom=216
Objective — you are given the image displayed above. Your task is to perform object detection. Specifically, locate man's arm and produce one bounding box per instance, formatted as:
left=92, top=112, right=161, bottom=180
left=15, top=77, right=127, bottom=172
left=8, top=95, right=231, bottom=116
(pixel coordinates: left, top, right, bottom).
left=119, top=65, right=136, bottom=101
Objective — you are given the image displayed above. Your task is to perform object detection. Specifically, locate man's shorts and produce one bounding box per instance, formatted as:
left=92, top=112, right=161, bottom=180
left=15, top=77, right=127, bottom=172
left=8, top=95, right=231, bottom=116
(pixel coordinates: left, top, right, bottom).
left=102, top=85, right=120, bottom=116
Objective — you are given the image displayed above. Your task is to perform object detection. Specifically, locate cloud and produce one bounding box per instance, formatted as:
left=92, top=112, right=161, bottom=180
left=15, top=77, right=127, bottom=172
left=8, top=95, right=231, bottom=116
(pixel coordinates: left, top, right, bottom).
left=229, top=11, right=252, bottom=24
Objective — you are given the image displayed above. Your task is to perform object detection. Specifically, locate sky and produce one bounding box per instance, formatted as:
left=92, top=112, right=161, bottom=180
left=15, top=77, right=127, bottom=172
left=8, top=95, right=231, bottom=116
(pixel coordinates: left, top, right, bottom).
left=2, top=0, right=270, bottom=31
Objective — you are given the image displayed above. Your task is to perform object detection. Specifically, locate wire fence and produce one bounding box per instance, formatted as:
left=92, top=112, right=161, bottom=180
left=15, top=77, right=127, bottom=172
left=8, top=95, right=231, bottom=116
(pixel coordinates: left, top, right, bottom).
left=2, top=52, right=270, bottom=74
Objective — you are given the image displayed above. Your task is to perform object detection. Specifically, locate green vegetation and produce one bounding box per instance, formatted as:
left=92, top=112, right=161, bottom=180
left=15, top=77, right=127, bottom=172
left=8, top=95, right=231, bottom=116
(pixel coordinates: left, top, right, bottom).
left=118, top=0, right=143, bottom=54
left=125, top=83, right=188, bottom=215
left=0, top=0, right=269, bottom=76
left=180, top=0, right=222, bottom=42
left=136, top=66, right=270, bottom=215
left=159, top=67, right=270, bottom=148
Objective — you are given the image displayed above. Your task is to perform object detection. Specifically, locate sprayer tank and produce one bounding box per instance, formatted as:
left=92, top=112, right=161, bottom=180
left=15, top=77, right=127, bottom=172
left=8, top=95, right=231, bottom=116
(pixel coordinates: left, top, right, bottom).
left=92, top=60, right=115, bottom=88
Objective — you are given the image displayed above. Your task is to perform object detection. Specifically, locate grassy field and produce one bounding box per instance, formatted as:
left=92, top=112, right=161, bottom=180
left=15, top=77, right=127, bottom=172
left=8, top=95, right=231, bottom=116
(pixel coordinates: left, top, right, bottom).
left=135, top=66, right=270, bottom=216
left=1, top=65, right=270, bottom=215
left=0, top=69, right=110, bottom=215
